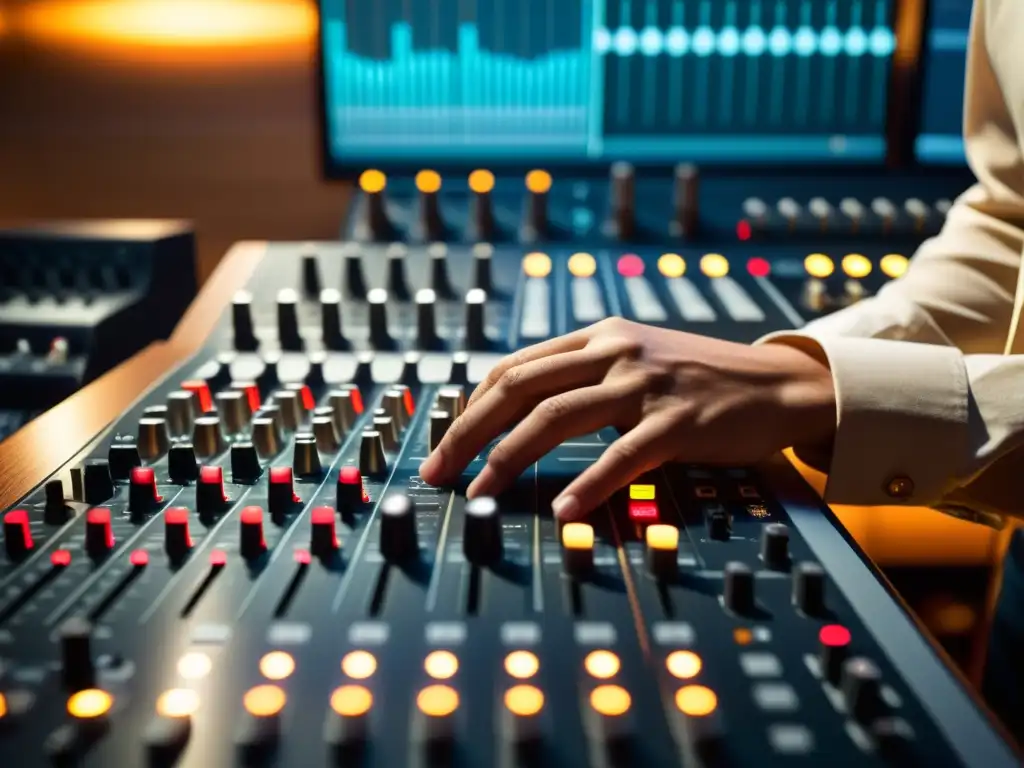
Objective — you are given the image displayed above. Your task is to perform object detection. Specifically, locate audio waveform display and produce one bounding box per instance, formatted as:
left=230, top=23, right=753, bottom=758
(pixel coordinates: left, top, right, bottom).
left=319, top=0, right=896, bottom=167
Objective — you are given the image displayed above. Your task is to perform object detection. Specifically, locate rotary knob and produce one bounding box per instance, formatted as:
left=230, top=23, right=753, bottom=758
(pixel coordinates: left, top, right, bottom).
left=449, top=351, right=470, bottom=385
left=59, top=616, right=95, bottom=691
left=108, top=442, right=141, bottom=481
left=428, top=243, right=455, bottom=298
left=359, top=430, right=387, bottom=476
left=606, top=161, right=636, bottom=239
left=302, top=251, right=321, bottom=297
left=216, top=390, right=252, bottom=435
left=373, top=415, right=399, bottom=451
left=842, top=657, right=883, bottom=723
left=472, top=243, right=493, bottom=293
left=436, top=386, right=465, bottom=419
left=252, top=416, right=282, bottom=459
left=273, top=390, right=303, bottom=432
left=722, top=561, right=754, bottom=614
left=670, top=162, right=699, bottom=239
left=353, top=351, right=375, bottom=388
left=367, top=288, right=393, bottom=349
left=463, top=496, right=502, bottom=564
left=313, top=416, right=340, bottom=453
left=232, top=290, right=259, bottom=351
left=166, top=390, right=197, bottom=437
left=759, top=523, right=789, bottom=569
left=192, top=416, right=226, bottom=458
left=416, top=289, right=441, bottom=349
left=386, top=243, right=411, bottom=301
left=428, top=410, right=452, bottom=451
left=82, top=459, right=115, bottom=505
left=320, top=288, right=346, bottom=350
left=137, top=418, right=170, bottom=461
left=231, top=442, right=262, bottom=484
left=167, top=443, right=198, bottom=484
left=276, top=288, right=303, bottom=351
left=464, top=288, right=488, bottom=350
left=343, top=244, right=368, bottom=300
left=382, top=390, right=409, bottom=429
left=379, top=494, right=417, bottom=562
left=293, top=438, right=323, bottom=477
left=793, top=561, right=826, bottom=615
left=329, top=387, right=361, bottom=435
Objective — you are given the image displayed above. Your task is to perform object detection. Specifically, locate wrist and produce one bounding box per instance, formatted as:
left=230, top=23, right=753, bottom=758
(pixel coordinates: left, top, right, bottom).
left=760, top=342, right=838, bottom=448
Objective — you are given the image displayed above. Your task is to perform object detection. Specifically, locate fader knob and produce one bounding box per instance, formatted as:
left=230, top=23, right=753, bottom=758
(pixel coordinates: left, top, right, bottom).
left=293, top=438, right=322, bottom=477
left=464, top=288, right=488, bottom=350
left=841, top=657, right=883, bottom=723
left=276, top=288, right=303, bottom=351
left=320, top=289, right=346, bottom=350
left=85, top=507, right=114, bottom=558
left=463, top=496, right=502, bottom=564
left=416, top=289, right=441, bottom=349
left=257, top=353, right=281, bottom=395
left=310, top=507, right=339, bottom=556
left=561, top=522, right=593, bottom=576
left=192, top=416, right=226, bottom=458
left=269, top=467, right=301, bottom=523
left=386, top=243, right=412, bottom=300
left=793, top=561, right=826, bottom=615
left=252, top=417, right=282, bottom=459
left=302, top=252, right=322, bottom=298
left=759, top=523, right=789, bottom=569
left=216, top=391, right=251, bottom=435
left=373, top=416, right=399, bottom=451
left=399, top=352, right=421, bottom=386
left=606, top=161, right=636, bottom=240
left=449, top=351, right=470, bottom=386
left=44, top=479, right=70, bottom=524
left=306, top=352, right=327, bottom=391
left=108, top=442, right=141, bottom=481
left=232, top=290, right=259, bottom=351
left=3, top=509, right=33, bottom=561
left=382, top=390, right=409, bottom=429
left=59, top=616, right=95, bottom=691
left=197, top=466, right=229, bottom=519
left=645, top=524, right=679, bottom=579
left=166, top=442, right=198, bottom=483
left=670, top=162, right=699, bottom=239
left=343, top=244, right=368, bottom=300
left=521, top=173, right=550, bottom=242
left=416, top=171, right=445, bottom=241
left=313, top=416, right=340, bottom=453
left=379, top=494, right=418, bottom=562
left=367, top=288, right=393, bottom=349
left=337, top=466, right=366, bottom=516
left=353, top=352, right=375, bottom=388
left=428, top=410, right=451, bottom=451
left=468, top=171, right=496, bottom=242
left=83, top=459, right=114, bottom=505
left=428, top=243, right=455, bottom=299
left=231, top=442, right=263, bottom=484
left=137, top=418, right=170, bottom=461
left=436, top=387, right=465, bottom=419
left=167, top=390, right=197, bottom=437
left=722, top=561, right=754, bottom=614
left=164, top=507, right=193, bottom=559
left=329, top=387, right=362, bottom=434
left=239, top=506, right=267, bottom=559
left=359, top=430, right=387, bottom=476
left=818, top=625, right=851, bottom=685
left=128, top=466, right=163, bottom=518
left=472, top=243, right=493, bottom=293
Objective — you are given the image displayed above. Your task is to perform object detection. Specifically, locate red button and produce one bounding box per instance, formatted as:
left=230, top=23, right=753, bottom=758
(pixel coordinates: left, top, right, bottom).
left=182, top=380, right=214, bottom=413
left=4, top=509, right=34, bottom=560
left=51, top=549, right=72, bottom=567
left=310, top=506, right=338, bottom=554
left=197, top=466, right=229, bottom=516
left=165, top=506, right=193, bottom=555
left=129, top=466, right=164, bottom=515
left=298, top=385, right=315, bottom=412
left=86, top=507, right=115, bottom=556
left=129, top=549, right=150, bottom=567
left=338, top=466, right=369, bottom=506
left=240, top=505, right=266, bottom=558
left=628, top=500, right=659, bottom=522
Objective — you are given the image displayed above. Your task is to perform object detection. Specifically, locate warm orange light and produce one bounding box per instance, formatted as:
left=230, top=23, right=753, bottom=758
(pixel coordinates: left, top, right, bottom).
left=68, top=689, right=114, bottom=719
left=0, top=692, right=6, bottom=719
left=359, top=170, right=387, bottom=194
left=341, top=650, right=377, bottom=680
left=259, top=651, right=295, bottom=681
left=505, top=685, right=545, bottom=716
left=417, top=685, right=459, bottom=717
left=468, top=169, right=495, bottom=194
left=842, top=254, right=873, bottom=279
left=658, top=253, right=687, bottom=278
left=880, top=254, right=909, bottom=279
left=177, top=651, right=213, bottom=680
left=590, top=685, right=631, bottom=716
left=416, top=170, right=442, bottom=194
left=243, top=685, right=286, bottom=717
left=525, top=170, right=552, bottom=194
left=562, top=522, right=594, bottom=550
left=330, top=685, right=373, bottom=717
left=733, top=628, right=753, bottom=645
left=584, top=650, right=620, bottom=679
left=700, top=254, right=730, bottom=278
left=424, top=650, right=459, bottom=680
left=666, top=651, right=702, bottom=679
left=504, top=651, right=540, bottom=680
left=523, top=252, right=553, bottom=279
left=156, top=689, right=200, bottom=718
left=568, top=252, right=597, bottom=278
left=675, top=685, right=717, bottom=716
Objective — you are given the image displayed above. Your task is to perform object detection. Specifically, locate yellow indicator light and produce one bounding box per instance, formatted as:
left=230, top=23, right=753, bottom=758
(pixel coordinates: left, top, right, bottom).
left=504, top=651, right=540, bottom=680
left=468, top=169, right=495, bottom=194
left=415, top=170, right=442, bottom=194
left=417, top=685, right=459, bottom=717
left=584, top=650, right=621, bottom=679
left=156, top=688, right=200, bottom=718
left=880, top=253, right=909, bottom=279
left=523, top=252, right=552, bottom=279
left=733, top=628, right=753, bottom=646
left=561, top=522, right=594, bottom=550
left=341, top=650, right=377, bottom=680
left=177, top=651, right=213, bottom=680
left=424, top=650, right=459, bottom=680
left=645, top=524, right=679, bottom=551
left=590, top=685, right=631, bottom=716
left=804, top=253, right=835, bottom=279
left=658, top=253, right=687, bottom=278
left=243, top=685, right=286, bottom=717
left=666, top=651, right=702, bottom=680
left=0, top=692, right=7, bottom=719
left=842, top=253, right=873, bottom=278
left=525, top=169, right=552, bottom=194
left=676, top=685, right=718, bottom=717
left=68, top=689, right=113, bottom=720
left=259, top=651, right=295, bottom=681
left=358, top=169, right=387, bottom=194
left=629, top=484, right=655, bottom=500
left=700, top=254, right=730, bottom=278
left=505, top=685, right=545, bottom=716
left=330, top=685, right=373, bottom=717
left=568, top=252, right=597, bottom=278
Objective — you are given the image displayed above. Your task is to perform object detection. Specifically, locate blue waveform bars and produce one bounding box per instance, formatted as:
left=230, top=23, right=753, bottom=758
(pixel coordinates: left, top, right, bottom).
left=916, top=0, right=970, bottom=165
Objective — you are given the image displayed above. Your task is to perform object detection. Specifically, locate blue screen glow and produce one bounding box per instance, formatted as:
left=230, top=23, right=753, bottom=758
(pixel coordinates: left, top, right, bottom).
left=915, top=0, right=969, bottom=165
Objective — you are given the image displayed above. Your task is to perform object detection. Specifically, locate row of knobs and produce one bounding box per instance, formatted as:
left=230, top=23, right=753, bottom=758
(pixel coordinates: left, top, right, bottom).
left=742, top=195, right=951, bottom=233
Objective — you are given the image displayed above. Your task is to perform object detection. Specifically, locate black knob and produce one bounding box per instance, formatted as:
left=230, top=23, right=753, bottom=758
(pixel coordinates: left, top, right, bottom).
left=472, top=243, right=493, bottom=293
left=343, top=244, right=368, bottom=300
left=239, top=505, right=266, bottom=560
left=871, top=718, right=913, bottom=761
left=671, top=163, right=699, bottom=239
left=819, top=625, right=851, bottom=685
left=359, top=430, right=387, bottom=476
left=429, top=410, right=452, bottom=451
left=306, top=354, right=327, bottom=393
left=416, top=289, right=440, bottom=348
left=380, top=494, right=417, bottom=562
left=723, top=561, right=754, bottom=613
left=232, top=290, right=259, bottom=351
left=197, top=466, right=229, bottom=520
left=704, top=504, right=731, bottom=541
left=128, top=466, right=162, bottom=519
left=168, top=443, right=199, bottom=484
left=386, top=243, right=411, bottom=300
left=428, top=243, right=455, bottom=298
left=60, top=616, right=95, bottom=691
left=192, top=416, right=226, bottom=458
left=760, top=523, right=789, bottom=569
left=449, top=351, right=470, bottom=385
left=44, top=479, right=70, bottom=524
left=464, top=497, right=502, bottom=564
left=310, top=506, right=338, bottom=556
left=251, top=416, right=281, bottom=459
left=353, top=351, right=375, bottom=388
left=313, top=416, right=340, bottom=453
left=337, top=466, right=366, bottom=517
left=293, top=438, right=322, bottom=477
left=276, top=288, right=303, bottom=351
left=468, top=179, right=496, bottom=242
left=268, top=467, right=300, bottom=523
left=416, top=172, right=445, bottom=241
left=373, top=415, right=399, bottom=452
left=842, top=657, right=883, bottom=723
left=464, top=289, right=488, bottom=350
left=329, top=387, right=361, bottom=435
left=302, top=252, right=321, bottom=298
left=206, top=352, right=235, bottom=393
left=231, top=442, right=262, bottom=484
left=521, top=177, right=549, bottom=242
left=361, top=176, right=393, bottom=241
left=83, top=459, right=114, bottom=505
left=216, top=391, right=251, bottom=435
left=793, top=561, right=826, bottom=615
left=256, top=353, right=281, bottom=395
left=367, top=288, right=393, bottom=349
left=108, top=442, right=142, bottom=481
left=137, top=418, right=170, bottom=461
left=606, top=161, right=636, bottom=239
left=166, top=390, right=197, bottom=437
left=320, top=288, right=346, bottom=350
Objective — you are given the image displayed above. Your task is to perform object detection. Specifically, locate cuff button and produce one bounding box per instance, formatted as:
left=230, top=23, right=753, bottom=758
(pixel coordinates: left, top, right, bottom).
left=884, top=476, right=914, bottom=500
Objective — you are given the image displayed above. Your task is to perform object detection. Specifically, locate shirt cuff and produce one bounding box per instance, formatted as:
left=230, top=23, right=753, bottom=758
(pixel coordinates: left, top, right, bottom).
left=758, top=332, right=971, bottom=506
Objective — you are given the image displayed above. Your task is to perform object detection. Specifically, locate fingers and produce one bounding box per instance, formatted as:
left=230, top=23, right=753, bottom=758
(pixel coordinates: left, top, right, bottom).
left=420, top=346, right=612, bottom=485
left=552, top=416, right=677, bottom=521
left=466, top=381, right=633, bottom=499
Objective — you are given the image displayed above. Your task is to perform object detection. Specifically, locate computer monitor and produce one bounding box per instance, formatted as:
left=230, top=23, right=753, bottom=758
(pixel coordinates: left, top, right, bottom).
left=915, top=0, right=969, bottom=165
left=319, top=0, right=897, bottom=172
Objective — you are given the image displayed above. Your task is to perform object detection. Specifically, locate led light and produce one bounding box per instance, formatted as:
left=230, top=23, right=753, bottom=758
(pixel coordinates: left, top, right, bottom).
left=415, top=170, right=442, bottom=194
left=675, top=685, right=717, bottom=716
left=700, top=253, right=730, bottom=278
left=156, top=688, right=200, bottom=718
left=590, top=685, right=631, bottom=716
left=819, top=624, right=851, bottom=647
left=880, top=253, right=909, bottom=279
left=629, top=484, right=655, bottom=500
left=330, top=685, right=373, bottom=717
left=666, top=651, right=702, bottom=679
left=424, top=650, right=459, bottom=680
left=0, top=692, right=6, bottom=719
left=51, top=549, right=72, bottom=567
left=505, top=685, right=545, bottom=716
left=658, top=253, right=686, bottom=278
left=129, top=549, right=149, bottom=567
left=525, top=169, right=552, bottom=194
left=68, top=689, right=113, bottom=719
left=259, top=651, right=295, bottom=681
left=736, top=220, right=752, bottom=241
left=804, top=253, right=835, bottom=278
left=733, top=628, right=753, bottom=645
left=243, top=685, right=286, bottom=717
left=561, top=522, right=594, bottom=550
left=341, top=650, right=377, bottom=680
left=584, top=650, right=621, bottom=679
left=177, top=651, right=213, bottom=680
left=747, top=257, right=771, bottom=277
left=628, top=500, right=658, bottom=522
left=646, top=524, right=679, bottom=551
left=568, top=252, right=597, bottom=278
left=522, top=252, right=552, bottom=278
left=468, top=169, right=495, bottom=194
left=359, top=170, right=387, bottom=194
left=617, top=253, right=645, bottom=278
left=417, top=685, right=459, bottom=717
left=504, top=651, right=540, bottom=680
left=842, top=253, right=872, bottom=278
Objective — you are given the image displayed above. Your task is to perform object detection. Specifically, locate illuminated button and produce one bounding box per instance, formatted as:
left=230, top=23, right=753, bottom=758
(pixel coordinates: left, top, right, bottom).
left=416, top=685, right=459, bottom=742
left=568, top=252, right=597, bottom=278
left=243, top=685, right=286, bottom=717
left=804, top=253, right=835, bottom=278
left=629, top=484, right=655, bottom=500
left=424, top=650, right=459, bottom=680
left=341, top=650, right=377, bottom=680
left=415, top=169, right=442, bottom=194
left=259, top=652, right=295, bottom=681
left=129, top=549, right=150, bottom=567
left=646, top=524, right=679, bottom=579
left=590, top=684, right=631, bottom=716
left=156, top=689, right=200, bottom=718
left=733, top=628, right=753, bottom=645
left=616, top=253, right=645, bottom=278
left=658, top=253, right=686, bottom=278
left=561, top=522, right=594, bottom=575
left=0, top=692, right=6, bottom=719
left=747, top=257, right=771, bottom=277
left=880, top=253, right=909, bottom=279
left=700, top=253, right=729, bottom=278
left=646, top=524, right=678, bottom=551
left=666, top=651, right=702, bottom=680
left=330, top=685, right=372, bottom=717
left=628, top=500, right=658, bottom=523
left=818, top=624, right=851, bottom=684
left=359, top=169, right=386, bottom=194
left=51, top=549, right=72, bottom=567
left=503, top=684, right=545, bottom=742
left=584, top=650, right=620, bottom=680
left=523, top=252, right=552, bottom=278
left=68, top=689, right=113, bottom=720
left=326, top=685, right=373, bottom=747
left=504, top=651, right=540, bottom=680
left=842, top=253, right=872, bottom=278
left=525, top=169, right=552, bottom=194
left=177, top=652, right=213, bottom=680
left=468, top=169, right=495, bottom=194
left=676, top=685, right=717, bottom=716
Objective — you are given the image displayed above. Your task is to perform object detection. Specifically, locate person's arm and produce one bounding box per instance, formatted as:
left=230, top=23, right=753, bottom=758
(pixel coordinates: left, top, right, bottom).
left=760, top=0, right=1024, bottom=514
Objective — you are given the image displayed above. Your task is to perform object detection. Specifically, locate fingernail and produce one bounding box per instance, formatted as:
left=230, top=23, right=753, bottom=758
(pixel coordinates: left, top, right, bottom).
left=466, top=465, right=495, bottom=498
left=552, top=494, right=580, bottom=520
left=419, top=452, right=443, bottom=483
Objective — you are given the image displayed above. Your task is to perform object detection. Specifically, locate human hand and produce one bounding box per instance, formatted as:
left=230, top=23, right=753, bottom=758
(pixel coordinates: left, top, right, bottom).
left=419, top=318, right=836, bottom=520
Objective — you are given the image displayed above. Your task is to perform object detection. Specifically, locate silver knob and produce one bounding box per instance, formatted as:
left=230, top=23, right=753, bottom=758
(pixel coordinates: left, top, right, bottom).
left=137, top=418, right=170, bottom=460
left=166, top=390, right=197, bottom=437
left=252, top=416, right=281, bottom=459
left=436, top=386, right=466, bottom=419
left=273, top=390, right=303, bottom=432
left=192, top=416, right=226, bottom=458
left=373, top=415, right=399, bottom=451
left=329, top=387, right=361, bottom=435
left=382, top=390, right=409, bottom=429
left=293, top=438, right=322, bottom=477
left=742, top=197, right=768, bottom=221
left=360, top=430, right=387, bottom=476
left=215, top=390, right=251, bottom=434
left=429, top=410, right=451, bottom=451
left=313, top=416, right=340, bottom=453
